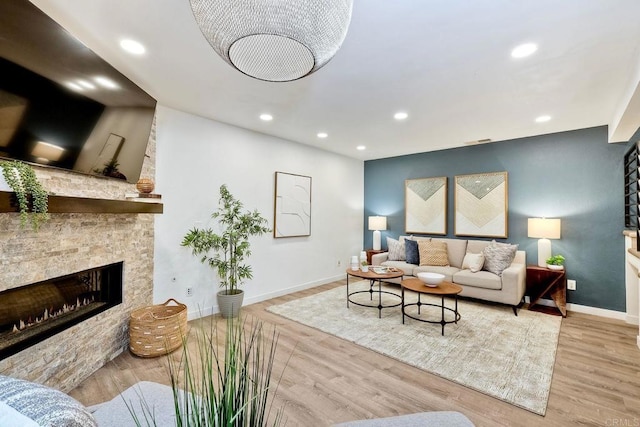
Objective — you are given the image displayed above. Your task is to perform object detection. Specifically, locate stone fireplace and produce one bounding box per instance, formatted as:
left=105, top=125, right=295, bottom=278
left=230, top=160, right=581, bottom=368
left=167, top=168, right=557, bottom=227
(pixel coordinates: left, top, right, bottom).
left=0, top=262, right=123, bottom=360
left=0, top=122, right=157, bottom=392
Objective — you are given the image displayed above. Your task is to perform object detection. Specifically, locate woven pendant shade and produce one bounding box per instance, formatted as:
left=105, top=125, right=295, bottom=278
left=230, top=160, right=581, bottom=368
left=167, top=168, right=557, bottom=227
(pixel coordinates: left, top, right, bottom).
left=189, top=0, right=353, bottom=82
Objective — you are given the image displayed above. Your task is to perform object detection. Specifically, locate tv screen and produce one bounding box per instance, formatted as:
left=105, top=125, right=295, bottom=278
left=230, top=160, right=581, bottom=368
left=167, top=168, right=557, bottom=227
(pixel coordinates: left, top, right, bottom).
left=0, top=0, right=156, bottom=184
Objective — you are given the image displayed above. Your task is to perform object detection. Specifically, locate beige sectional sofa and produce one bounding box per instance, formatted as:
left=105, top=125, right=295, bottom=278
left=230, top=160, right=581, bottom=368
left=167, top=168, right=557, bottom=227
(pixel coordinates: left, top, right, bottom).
left=371, top=236, right=526, bottom=314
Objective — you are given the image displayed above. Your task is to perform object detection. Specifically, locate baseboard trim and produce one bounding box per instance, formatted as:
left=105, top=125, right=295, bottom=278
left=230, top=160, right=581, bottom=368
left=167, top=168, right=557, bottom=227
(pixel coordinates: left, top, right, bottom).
left=525, top=296, right=627, bottom=321
left=187, top=274, right=344, bottom=321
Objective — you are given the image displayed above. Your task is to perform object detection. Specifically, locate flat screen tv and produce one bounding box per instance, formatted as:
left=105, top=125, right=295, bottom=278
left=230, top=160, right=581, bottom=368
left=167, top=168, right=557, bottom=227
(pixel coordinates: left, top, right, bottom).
left=0, top=1, right=156, bottom=184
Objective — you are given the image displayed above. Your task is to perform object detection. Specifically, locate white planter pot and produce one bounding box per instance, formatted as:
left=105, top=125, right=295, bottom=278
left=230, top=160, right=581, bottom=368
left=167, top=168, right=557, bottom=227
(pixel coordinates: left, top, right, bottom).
left=361, top=265, right=369, bottom=272
left=546, top=264, right=564, bottom=271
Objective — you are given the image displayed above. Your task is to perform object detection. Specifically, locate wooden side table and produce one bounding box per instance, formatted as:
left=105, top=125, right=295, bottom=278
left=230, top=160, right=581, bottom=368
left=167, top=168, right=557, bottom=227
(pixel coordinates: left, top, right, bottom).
left=366, top=249, right=384, bottom=264
left=526, top=265, right=567, bottom=317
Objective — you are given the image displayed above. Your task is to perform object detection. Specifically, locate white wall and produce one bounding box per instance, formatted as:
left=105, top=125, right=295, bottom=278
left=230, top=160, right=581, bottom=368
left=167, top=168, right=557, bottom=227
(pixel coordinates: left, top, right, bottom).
left=153, top=106, right=364, bottom=318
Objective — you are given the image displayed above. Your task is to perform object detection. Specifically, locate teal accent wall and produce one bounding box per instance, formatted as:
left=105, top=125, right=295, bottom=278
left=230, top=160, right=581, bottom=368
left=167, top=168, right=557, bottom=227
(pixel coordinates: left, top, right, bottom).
left=364, top=126, right=628, bottom=311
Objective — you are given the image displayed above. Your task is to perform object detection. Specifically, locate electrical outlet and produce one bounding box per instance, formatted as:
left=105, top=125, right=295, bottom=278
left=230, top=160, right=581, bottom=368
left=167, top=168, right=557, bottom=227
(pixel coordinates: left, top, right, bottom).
left=337, top=260, right=342, bottom=266
left=567, top=280, right=576, bottom=291
left=186, top=287, right=194, bottom=297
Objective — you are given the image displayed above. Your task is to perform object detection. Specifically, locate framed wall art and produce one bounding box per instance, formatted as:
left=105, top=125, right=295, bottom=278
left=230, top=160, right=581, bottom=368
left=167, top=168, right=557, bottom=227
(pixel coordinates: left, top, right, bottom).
left=405, top=176, right=447, bottom=235
left=273, top=172, right=312, bottom=238
left=454, top=171, right=508, bottom=238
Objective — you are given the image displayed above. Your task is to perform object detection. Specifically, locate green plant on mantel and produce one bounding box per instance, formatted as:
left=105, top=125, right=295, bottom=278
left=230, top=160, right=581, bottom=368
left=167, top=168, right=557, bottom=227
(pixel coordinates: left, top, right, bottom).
left=546, top=254, right=565, bottom=266
left=0, top=160, right=49, bottom=230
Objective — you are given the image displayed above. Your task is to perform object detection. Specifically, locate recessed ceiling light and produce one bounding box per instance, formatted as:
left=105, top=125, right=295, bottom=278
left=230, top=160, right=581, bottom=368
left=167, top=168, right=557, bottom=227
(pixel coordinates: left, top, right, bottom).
left=511, top=43, right=538, bottom=58
left=394, top=112, right=408, bottom=120
left=317, top=132, right=328, bottom=138
left=356, top=145, right=366, bottom=151
left=94, top=76, right=119, bottom=89
left=120, top=39, right=146, bottom=55
left=77, top=79, right=96, bottom=90
left=259, top=114, right=273, bottom=121
left=535, top=115, right=551, bottom=123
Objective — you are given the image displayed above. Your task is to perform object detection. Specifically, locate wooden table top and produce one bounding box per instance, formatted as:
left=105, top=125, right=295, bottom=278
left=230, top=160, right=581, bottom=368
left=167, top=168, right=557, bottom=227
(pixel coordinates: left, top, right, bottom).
left=346, top=268, right=403, bottom=280
left=401, top=278, right=463, bottom=295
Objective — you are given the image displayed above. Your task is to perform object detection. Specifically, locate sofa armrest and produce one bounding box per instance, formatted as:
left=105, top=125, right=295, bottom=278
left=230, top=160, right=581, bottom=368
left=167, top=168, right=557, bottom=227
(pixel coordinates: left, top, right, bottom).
left=500, top=263, right=526, bottom=306
left=371, top=252, right=388, bottom=265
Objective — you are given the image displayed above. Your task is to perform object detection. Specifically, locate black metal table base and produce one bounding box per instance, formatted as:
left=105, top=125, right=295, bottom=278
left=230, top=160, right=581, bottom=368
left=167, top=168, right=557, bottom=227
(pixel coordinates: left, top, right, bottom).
left=347, top=275, right=401, bottom=318
left=401, top=287, right=461, bottom=335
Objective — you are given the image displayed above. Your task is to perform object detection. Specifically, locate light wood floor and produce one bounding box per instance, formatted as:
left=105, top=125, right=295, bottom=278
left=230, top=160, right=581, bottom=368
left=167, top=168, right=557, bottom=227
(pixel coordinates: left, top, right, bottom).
left=70, top=280, right=640, bottom=426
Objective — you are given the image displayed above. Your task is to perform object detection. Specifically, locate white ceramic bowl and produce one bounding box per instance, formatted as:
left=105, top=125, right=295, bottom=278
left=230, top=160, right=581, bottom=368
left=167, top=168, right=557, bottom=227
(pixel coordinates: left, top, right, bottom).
left=417, top=272, right=445, bottom=287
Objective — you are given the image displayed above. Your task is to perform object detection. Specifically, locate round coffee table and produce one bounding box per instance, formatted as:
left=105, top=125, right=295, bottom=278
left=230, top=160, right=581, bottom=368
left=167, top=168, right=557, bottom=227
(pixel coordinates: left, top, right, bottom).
left=401, top=278, right=462, bottom=335
left=346, top=268, right=404, bottom=318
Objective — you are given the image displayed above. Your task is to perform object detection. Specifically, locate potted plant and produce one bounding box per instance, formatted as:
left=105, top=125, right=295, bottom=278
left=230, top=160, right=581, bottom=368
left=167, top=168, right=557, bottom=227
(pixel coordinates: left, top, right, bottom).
left=126, top=316, right=287, bottom=426
left=181, top=184, right=270, bottom=318
left=546, top=254, right=565, bottom=271
left=360, top=260, right=369, bottom=273
left=0, top=160, right=49, bottom=231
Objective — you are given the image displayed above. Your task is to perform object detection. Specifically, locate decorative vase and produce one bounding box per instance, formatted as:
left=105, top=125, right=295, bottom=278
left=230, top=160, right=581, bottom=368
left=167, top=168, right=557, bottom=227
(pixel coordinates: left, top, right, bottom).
left=217, top=289, right=244, bottom=318
left=350, top=255, right=359, bottom=271
left=547, top=264, right=564, bottom=271
left=136, top=178, right=155, bottom=194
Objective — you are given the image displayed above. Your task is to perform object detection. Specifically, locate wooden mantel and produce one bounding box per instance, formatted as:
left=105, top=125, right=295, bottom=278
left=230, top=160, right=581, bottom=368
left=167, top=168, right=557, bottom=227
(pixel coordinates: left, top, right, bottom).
left=0, top=191, right=163, bottom=214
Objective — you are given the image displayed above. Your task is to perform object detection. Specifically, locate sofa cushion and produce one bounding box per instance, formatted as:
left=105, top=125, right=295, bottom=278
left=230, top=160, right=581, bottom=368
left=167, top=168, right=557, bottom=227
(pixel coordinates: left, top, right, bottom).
left=405, top=239, right=419, bottom=264
left=381, top=260, right=416, bottom=276
left=453, top=269, right=503, bottom=290
left=432, top=238, right=467, bottom=268
left=0, top=375, right=98, bottom=427
left=466, top=240, right=490, bottom=254
left=482, top=241, right=518, bottom=275
left=462, top=252, right=485, bottom=272
left=418, top=240, right=449, bottom=266
left=387, top=237, right=406, bottom=261
left=413, top=265, right=460, bottom=282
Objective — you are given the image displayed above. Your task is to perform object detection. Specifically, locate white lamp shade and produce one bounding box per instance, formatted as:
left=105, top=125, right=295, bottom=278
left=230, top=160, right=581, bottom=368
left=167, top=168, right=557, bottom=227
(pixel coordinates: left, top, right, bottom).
left=528, top=218, right=561, bottom=267
left=528, top=218, right=561, bottom=239
left=368, top=216, right=387, bottom=231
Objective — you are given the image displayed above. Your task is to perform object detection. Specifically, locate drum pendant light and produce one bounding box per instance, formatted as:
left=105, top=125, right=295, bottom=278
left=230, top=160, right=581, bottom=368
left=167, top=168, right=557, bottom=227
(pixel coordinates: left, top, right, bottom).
left=189, top=0, right=353, bottom=82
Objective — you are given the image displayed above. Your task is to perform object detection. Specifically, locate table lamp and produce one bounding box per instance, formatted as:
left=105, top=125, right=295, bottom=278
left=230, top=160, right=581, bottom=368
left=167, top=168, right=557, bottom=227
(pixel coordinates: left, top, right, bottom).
left=528, top=218, right=561, bottom=267
left=368, top=216, right=387, bottom=251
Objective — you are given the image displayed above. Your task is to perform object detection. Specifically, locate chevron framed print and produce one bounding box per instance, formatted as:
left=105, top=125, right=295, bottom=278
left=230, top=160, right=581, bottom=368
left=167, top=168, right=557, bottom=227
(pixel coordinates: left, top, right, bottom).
left=454, top=171, right=508, bottom=238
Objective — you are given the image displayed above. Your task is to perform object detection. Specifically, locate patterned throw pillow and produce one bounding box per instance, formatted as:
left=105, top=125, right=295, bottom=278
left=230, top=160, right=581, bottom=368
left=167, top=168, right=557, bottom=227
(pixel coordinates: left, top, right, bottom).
left=418, top=240, right=449, bottom=266
left=462, top=252, right=485, bottom=273
left=482, top=241, right=518, bottom=275
left=405, top=239, right=419, bottom=265
left=387, top=237, right=406, bottom=261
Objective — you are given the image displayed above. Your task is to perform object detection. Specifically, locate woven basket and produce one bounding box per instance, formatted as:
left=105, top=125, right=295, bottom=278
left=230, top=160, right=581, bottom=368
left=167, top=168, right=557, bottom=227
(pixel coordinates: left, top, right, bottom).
left=129, top=298, right=187, bottom=358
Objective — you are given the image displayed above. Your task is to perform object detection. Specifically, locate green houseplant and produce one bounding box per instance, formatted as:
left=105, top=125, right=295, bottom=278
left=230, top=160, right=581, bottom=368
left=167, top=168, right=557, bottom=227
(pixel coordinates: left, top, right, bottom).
left=181, top=184, right=271, bottom=318
left=546, top=254, right=565, bottom=271
left=0, top=160, right=49, bottom=231
left=126, top=316, right=287, bottom=426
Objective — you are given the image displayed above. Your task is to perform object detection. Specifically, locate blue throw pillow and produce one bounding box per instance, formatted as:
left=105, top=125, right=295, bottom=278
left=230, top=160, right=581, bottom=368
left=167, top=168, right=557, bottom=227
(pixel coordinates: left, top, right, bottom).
left=405, top=239, right=419, bottom=265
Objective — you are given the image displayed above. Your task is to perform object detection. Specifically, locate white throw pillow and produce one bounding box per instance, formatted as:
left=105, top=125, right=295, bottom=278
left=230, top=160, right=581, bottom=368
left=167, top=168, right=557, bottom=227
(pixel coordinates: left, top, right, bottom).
left=387, top=237, right=406, bottom=261
left=462, top=252, right=485, bottom=273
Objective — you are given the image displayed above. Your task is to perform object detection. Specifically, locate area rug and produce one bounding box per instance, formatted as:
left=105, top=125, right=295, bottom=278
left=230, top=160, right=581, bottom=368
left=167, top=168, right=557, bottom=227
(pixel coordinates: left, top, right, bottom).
left=267, top=281, right=562, bottom=416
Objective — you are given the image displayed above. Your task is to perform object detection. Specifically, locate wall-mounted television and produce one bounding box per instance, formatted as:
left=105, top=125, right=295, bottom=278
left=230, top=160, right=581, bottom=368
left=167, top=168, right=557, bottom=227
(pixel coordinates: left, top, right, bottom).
left=0, top=1, right=156, bottom=184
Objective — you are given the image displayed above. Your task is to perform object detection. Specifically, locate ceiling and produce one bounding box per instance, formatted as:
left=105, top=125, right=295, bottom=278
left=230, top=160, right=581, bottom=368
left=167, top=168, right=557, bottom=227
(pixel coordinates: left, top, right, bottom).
left=29, top=0, right=640, bottom=161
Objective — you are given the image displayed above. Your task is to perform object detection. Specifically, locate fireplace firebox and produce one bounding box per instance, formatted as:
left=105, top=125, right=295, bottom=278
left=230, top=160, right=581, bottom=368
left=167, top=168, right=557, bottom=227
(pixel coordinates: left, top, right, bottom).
left=0, top=262, right=123, bottom=359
